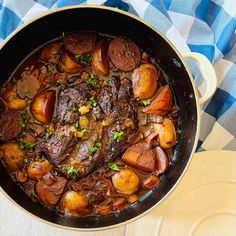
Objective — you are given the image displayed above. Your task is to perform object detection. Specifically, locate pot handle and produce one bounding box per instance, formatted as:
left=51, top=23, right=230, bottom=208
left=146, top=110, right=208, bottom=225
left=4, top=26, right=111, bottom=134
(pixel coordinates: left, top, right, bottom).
left=183, top=52, right=217, bottom=105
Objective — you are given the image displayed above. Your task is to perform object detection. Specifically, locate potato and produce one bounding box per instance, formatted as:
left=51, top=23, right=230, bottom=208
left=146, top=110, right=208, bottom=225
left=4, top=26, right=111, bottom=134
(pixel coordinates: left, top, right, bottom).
left=132, top=63, right=159, bottom=99
left=91, top=39, right=109, bottom=75
left=61, top=190, right=88, bottom=213
left=155, top=146, right=169, bottom=174
left=142, top=175, right=160, bottom=190
left=35, top=176, right=67, bottom=208
left=58, top=50, right=82, bottom=73
left=16, top=171, right=27, bottom=183
left=127, top=194, right=139, bottom=204
left=2, top=83, right=27, bottom=110
left=95, top=205, right=112, bottom=215
left=40, top=42, right=61, bottom=64
left=79, top=116, right=88, bottom=129
left=31, top=90, right=55, bottom=124
left=154, top=118, right=177, bottom=149
left=143, top=85, right=173, bottom=115
left=112, top=168, right=140, bottom=195
left=112, top=198, right=126, bottom=211
left=0, top=142, right=24, bottom=171
left=121, top=143, right=156, bottom=173
left=27, top=160, right=52, bottom=180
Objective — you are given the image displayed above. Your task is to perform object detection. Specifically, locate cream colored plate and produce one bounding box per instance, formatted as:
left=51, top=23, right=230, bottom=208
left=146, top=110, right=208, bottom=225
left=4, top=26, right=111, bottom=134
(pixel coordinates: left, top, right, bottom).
left=126, top=150, right=236, bottom=236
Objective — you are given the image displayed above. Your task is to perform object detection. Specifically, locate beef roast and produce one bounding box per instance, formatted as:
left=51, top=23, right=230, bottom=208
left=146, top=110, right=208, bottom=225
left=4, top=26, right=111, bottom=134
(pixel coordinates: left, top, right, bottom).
left=39, top=76, right=137, bottom=179
left=57, top=83, right=92, bottom=125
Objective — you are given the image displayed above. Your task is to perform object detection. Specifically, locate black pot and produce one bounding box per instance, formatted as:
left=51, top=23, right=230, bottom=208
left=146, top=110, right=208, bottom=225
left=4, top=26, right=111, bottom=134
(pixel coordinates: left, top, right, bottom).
left=0, top=6, right=211, bottom=230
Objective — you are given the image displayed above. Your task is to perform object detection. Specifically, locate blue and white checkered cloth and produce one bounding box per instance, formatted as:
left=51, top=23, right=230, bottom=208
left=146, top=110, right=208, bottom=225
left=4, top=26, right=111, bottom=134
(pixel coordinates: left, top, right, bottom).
left=0, top=0, right=236, bottom=152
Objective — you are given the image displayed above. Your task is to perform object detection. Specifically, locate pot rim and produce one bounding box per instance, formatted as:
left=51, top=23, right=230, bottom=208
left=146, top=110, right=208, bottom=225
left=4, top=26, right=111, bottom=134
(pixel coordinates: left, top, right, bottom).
left=0, top=5, right=201, bottom=232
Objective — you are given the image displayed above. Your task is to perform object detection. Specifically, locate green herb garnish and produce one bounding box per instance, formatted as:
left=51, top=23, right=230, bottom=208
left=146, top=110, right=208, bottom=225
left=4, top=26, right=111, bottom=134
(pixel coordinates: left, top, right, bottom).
left=20, top=111, right=30, bottom=120
left=19, top=140, right=36, bottom=150
left=39, top=157, right=46, bottom=162
left=56, top=131, right=63, bottom=138
left=108, top=162, right=120, bottom=171
left=85, top=73, right=97, bottom=87
left=88, top=97, right=97, bottom=107
left=67, top=166, right=78, bottom=175
left=81, top=128, right=88, bottom=133
left=113, top=131, right=124, bottom=142
left=44, top=126, right=53, bottom=140
left=20, top=122, right=26, bottom=128
left=23, top=158, right=30, bottom=164
left=142, top=99, right=151, bottom=106
left=89, top=142, right=102, bottom=153
left=74, top=121, right=79, bottom=129
left=74, top=53, right=92, bottom=65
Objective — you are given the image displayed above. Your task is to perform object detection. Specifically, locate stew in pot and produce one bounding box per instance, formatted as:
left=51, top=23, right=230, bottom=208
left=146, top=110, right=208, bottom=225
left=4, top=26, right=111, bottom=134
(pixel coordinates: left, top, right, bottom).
left=0, top=31, right=179, bottom=216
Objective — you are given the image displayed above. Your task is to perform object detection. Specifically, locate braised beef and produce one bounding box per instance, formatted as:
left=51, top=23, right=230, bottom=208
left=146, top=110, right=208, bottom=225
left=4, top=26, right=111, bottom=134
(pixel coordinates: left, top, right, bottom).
left=57, top=83, right=92, bottom=125
left=35, top=176, right=67, bottom=208
left=0, top=110, right=23, bottom=141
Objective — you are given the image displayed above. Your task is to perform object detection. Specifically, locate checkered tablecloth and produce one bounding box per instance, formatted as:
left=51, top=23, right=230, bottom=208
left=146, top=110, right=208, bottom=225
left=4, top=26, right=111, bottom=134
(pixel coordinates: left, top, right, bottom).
left=0, top=0, right=236, bottom=151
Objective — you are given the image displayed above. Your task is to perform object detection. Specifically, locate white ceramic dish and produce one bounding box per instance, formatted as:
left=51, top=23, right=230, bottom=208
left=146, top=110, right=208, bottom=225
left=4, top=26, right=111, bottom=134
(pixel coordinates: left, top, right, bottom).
left=126, top=150, right=236, bottom=236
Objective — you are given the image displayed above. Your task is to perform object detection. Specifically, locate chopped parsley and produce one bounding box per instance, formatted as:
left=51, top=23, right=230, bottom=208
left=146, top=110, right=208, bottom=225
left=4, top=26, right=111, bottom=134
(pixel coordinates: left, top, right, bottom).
left=88, top=156, right=93, bottom=161
left=23, top=158, right=30, bottom=164
left=88, top=97, right=97, bottom=107
left=74, top=53, right=92, bottom=65
left=142, top=99, right=151, bottom=106
left=81, top=128, right=88, bottom=133
left=19, top=140, right=36, bottom=150
left=85, top=73, right=97, bottom=87
left=108, top=162, right=120, bottom=171
left=56, top=131, right=63, bottom=138
left=74, top=121, right=79, bottom=129
left=44, top=126, right=53, bottom=140
left=39, top=157, right=46, bottom=162
left=89, top=142, right=102, bottom=153
left=137, top=98, right=151, bottom=106
left=20, top=111, right=30, bottom=120
left=27, top=99, right=32, bottom=106
left=67, top=166, right=78, bottom=175
left=113, top=131, right=124, bottom=142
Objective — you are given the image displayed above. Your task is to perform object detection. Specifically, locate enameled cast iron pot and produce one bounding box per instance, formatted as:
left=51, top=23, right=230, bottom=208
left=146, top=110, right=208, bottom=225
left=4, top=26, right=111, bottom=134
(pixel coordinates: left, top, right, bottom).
left=0, top=6, right=216, bottom=231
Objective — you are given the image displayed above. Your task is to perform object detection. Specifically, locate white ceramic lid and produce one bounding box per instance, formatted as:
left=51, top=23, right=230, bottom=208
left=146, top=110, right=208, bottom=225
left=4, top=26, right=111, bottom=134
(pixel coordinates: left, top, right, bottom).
left=126, top=150, right=236, bottom=236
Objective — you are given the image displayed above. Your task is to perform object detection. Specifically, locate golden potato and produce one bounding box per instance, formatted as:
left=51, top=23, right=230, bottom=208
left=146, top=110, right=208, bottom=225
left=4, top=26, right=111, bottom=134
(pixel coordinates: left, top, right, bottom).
left=154, top=118, right=177, bottom=149
left=132, top=63, right=159, bottom=99
left=31, top=90, right=56, bottom=124
left=61, top=190, right=88, bottom=213
left=2, top=83, right=27, bottom=110
left=91, top=39, right=109, bottom=75
left=127, top=194, right=139, bottom=204
left=112, top=168, right=140, bottom=195
left=58, top=50, right=82, bottom=73
left=0, top=142, right=24, bottom=171
left=143, top=85, right=173, bottom=115
left=40, top=42, right=61, bottom=64
left=27, top=160, right=52, bottom=180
